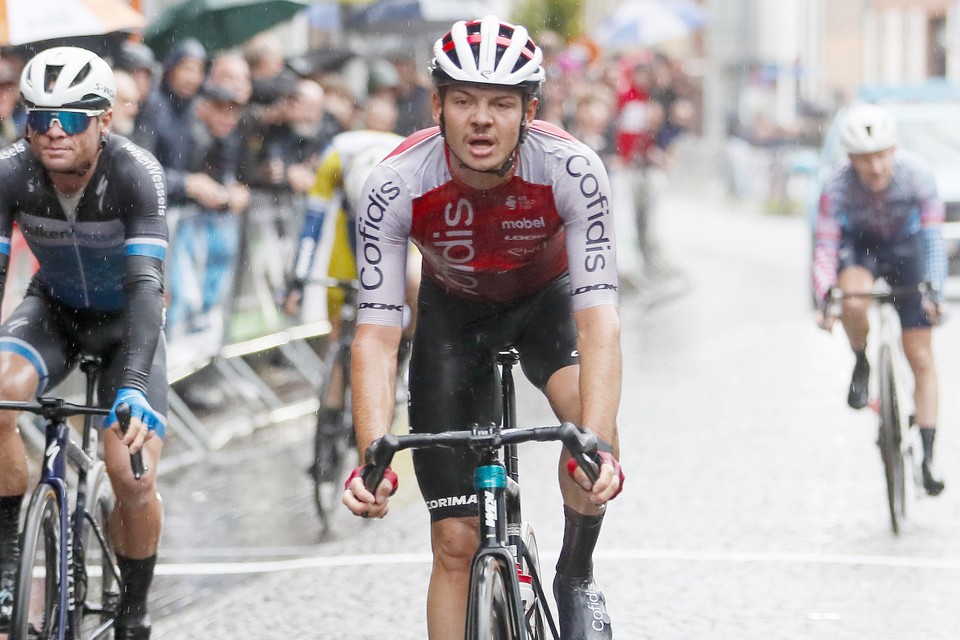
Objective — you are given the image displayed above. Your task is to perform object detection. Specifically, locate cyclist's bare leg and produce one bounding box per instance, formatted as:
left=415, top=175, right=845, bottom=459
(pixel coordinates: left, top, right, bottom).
left=104, top=431, right=164, bottom=557
left=426, top=516, right=478, bottom=640
left=0, top=353, right=40, bottom=496
left=837, top=266, right=873, bottom=351
left=545, top=365, right=610, bottom=516
left=902, top=328, right=937, bottom=427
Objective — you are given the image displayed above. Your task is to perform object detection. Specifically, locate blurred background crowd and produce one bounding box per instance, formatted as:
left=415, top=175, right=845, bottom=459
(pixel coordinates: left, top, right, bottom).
left=1, top=0, right=958, bottom=443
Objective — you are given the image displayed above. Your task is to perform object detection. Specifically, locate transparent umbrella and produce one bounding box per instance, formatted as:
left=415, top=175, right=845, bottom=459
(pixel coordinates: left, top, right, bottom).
left=593, top=0, right=708, bottom=49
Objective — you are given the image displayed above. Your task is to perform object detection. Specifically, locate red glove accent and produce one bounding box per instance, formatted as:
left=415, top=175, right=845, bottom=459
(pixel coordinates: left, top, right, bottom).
left=567, top=452, right=624, bottom=500
left=345, top=466, right=399, bottom=496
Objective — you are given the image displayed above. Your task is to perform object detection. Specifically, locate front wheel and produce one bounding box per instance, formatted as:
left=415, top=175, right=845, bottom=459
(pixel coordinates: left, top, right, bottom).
left=312, top=402, right=356, bottom=530
left=77, top=464, right=119, bottom=634
left=11, top=485, right=62, bottom=640
left=519, top=523, right=546, bottom=640
left=467, top=555, right=519, bottom=640
left=878, top=344, right=906, bottom=534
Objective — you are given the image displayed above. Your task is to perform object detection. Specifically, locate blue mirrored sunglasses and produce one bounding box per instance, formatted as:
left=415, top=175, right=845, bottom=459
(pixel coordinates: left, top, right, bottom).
left=26, top=110, right=103, bottom=136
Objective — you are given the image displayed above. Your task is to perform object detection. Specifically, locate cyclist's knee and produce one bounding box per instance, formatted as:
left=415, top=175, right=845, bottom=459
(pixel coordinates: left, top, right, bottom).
left=0, top=352, right=40, bottom=406
left=431, top=518, right=478, bottom=573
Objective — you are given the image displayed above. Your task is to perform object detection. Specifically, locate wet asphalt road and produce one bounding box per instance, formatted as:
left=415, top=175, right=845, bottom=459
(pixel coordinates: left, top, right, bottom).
left=148, top=186, right=960, bottom=639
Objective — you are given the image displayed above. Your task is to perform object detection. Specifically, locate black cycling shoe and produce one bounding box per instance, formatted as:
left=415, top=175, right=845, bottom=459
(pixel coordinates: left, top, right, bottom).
left=0, top=564, right=14, bottom=631
left=553, top=574, right=613, bottom=640
left=847, top=352, right=870, bottom=410
left=922, top=459, right=945, bottom=496
left=114, top=613, right=151, bottom=640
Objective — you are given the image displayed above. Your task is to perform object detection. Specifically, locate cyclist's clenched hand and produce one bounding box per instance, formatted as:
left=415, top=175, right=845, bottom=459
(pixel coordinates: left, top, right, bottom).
left=817, top=288, right=842, bottom=332
left=567, top=450, right=624, bottom=506
left=342, top=466, right=399, bottom=519
left=106, top=388, right=165, bottom=455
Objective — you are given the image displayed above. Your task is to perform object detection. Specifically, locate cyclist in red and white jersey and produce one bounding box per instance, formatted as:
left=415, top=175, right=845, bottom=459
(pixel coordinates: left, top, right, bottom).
left=342, top=16, right=623, bottom=640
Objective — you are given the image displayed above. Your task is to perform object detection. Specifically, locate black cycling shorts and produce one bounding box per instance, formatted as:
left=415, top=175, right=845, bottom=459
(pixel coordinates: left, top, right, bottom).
left=0, top=283, right=168, bottom=415
left=838, top=231, right=929, bottom=329
left=408, top=274, right=579, bottom=522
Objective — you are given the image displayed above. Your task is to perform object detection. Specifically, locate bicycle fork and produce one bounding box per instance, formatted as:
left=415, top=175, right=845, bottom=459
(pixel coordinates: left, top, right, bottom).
left=467, top=459, right=527, bottom=638
left=39, top=419, right=75, bottom=637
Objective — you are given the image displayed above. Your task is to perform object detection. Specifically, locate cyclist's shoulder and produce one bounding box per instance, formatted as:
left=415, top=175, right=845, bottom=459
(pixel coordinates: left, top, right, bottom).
left=891, top=150, right=938, bottom=190
left=102, top=135, right=164, bottom=183
left=0, top=139, right=32, bottom=178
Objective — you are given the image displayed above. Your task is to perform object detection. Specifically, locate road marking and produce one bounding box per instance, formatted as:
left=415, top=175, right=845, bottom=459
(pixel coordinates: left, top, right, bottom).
left=139, top=548, right=960, bottom=577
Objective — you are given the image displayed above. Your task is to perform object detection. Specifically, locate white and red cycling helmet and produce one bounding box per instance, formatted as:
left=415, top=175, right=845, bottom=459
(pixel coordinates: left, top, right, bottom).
left=430, top=15, right=545, bottom=95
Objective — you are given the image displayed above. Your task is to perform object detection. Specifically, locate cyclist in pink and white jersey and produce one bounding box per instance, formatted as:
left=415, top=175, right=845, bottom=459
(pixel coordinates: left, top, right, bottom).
left=341, top=15, right=624, bottom=640
left=815, top=103, right=947, bottom=496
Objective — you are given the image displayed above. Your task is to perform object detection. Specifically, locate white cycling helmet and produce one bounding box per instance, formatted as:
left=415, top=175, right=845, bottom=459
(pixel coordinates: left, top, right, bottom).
left=430, top=15, right=545, bottom=94
left=343, top=143, right=398, bottom=212
left=841, top=103, right=897, bottom=154
left=20, top=46, right=116, bottom=110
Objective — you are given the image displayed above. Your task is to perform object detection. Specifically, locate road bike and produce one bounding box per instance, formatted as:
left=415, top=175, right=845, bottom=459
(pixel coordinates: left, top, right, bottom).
left=826, top=281, right=931, bottom=534
left=308, top=277, right=410, bottom=532
left=362, top=348, right=602, bottom=640
left=4, top=356, right=141, bottom=639
left=307, top=277, right=359, bottom=530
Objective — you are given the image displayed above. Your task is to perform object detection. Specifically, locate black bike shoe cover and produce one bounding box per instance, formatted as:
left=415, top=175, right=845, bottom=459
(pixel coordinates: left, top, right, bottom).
left=922, top=460, right=946, bottom=496
left=847, top=352, right=870, bottom=410
left=114, top=615, right=151, bottom=640
left=553, top=574, right=613, bottom=639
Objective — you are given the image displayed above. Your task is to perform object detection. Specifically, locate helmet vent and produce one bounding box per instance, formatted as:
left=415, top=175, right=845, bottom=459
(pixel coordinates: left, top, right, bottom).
left=44, top=66, right=64, bottom=92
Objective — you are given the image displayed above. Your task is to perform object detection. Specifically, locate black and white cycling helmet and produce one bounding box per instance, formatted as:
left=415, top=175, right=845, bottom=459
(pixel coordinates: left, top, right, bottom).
left=840, top=103, right=897, bottom=154
left=20, top=46, right=116, bottom=111
left=430, top=15, right=545, bottom=95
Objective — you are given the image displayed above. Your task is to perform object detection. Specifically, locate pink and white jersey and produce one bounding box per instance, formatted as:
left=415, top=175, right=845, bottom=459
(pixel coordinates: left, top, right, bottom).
left=355, top=120, right=619, bottom=327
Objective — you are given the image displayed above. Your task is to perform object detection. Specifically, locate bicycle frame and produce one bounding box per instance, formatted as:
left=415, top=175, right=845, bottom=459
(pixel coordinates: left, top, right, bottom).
left=363, top=349, right=601, bottom=640
left=7, top=358, right=129, bottom=640
left=830, top=280, right=924, bottom=533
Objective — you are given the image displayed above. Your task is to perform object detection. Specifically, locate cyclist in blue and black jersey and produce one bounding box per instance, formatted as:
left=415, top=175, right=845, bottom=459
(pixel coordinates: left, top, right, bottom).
left=814, top=102, right=947, bottom=496
left=0, top=47, right=168, bottom=639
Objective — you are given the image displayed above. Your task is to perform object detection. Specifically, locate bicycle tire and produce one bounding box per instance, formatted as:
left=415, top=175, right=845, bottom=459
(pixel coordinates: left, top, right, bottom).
left=313, top=407, right=356, bottom=528
left=519, top=523, right=546, bottom=640
left=467, top=555, right=519, bottom=640
left=76, top=463, right=119, bottom=635
left=11, top=485, right=62, bottom=640
left=878, top=344, right=906, bottom=535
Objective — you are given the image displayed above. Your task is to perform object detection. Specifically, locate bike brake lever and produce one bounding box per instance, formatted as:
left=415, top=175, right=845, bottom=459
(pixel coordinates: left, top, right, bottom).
left=559, top=422, right=601, bottom=484
left=362, top=433, right=399, bottom=494
left=116, top=403, right=146, bottom=480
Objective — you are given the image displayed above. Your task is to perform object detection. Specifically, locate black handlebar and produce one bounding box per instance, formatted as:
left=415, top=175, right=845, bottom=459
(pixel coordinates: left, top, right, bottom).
left=361, top=422, right=602, bottom=494
left=0, top=398, right=146, bottom=480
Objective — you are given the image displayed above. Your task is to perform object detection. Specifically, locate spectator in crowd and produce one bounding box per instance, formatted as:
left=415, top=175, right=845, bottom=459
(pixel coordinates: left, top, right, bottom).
left=112, top=70, right=143, bottom=141
left=165, top=83, right=250, bottom=341
left=239, top=78, right=330, bottom=313
left=317, top=78, right=356, bottom=133
left=571, top=91, right=616, bottom=163
left=135, top=38, right=207, bottom=234
left=614, top=55, right=671, bottom=283
left=390, top=54, right=432, bottom=135
left=207, top=50, right=253, bottom=108
left=116, top=40, right=157, bottom=107
left=0, top=50, right=25, bottom=146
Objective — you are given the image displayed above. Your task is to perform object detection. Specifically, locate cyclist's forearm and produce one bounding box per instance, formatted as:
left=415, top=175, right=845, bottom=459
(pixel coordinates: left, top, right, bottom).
left=351, top=323, right=403, bottom=459
left=574, top=305, right=622, bottom=450
left=120, top=255, right=165, bottom=393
